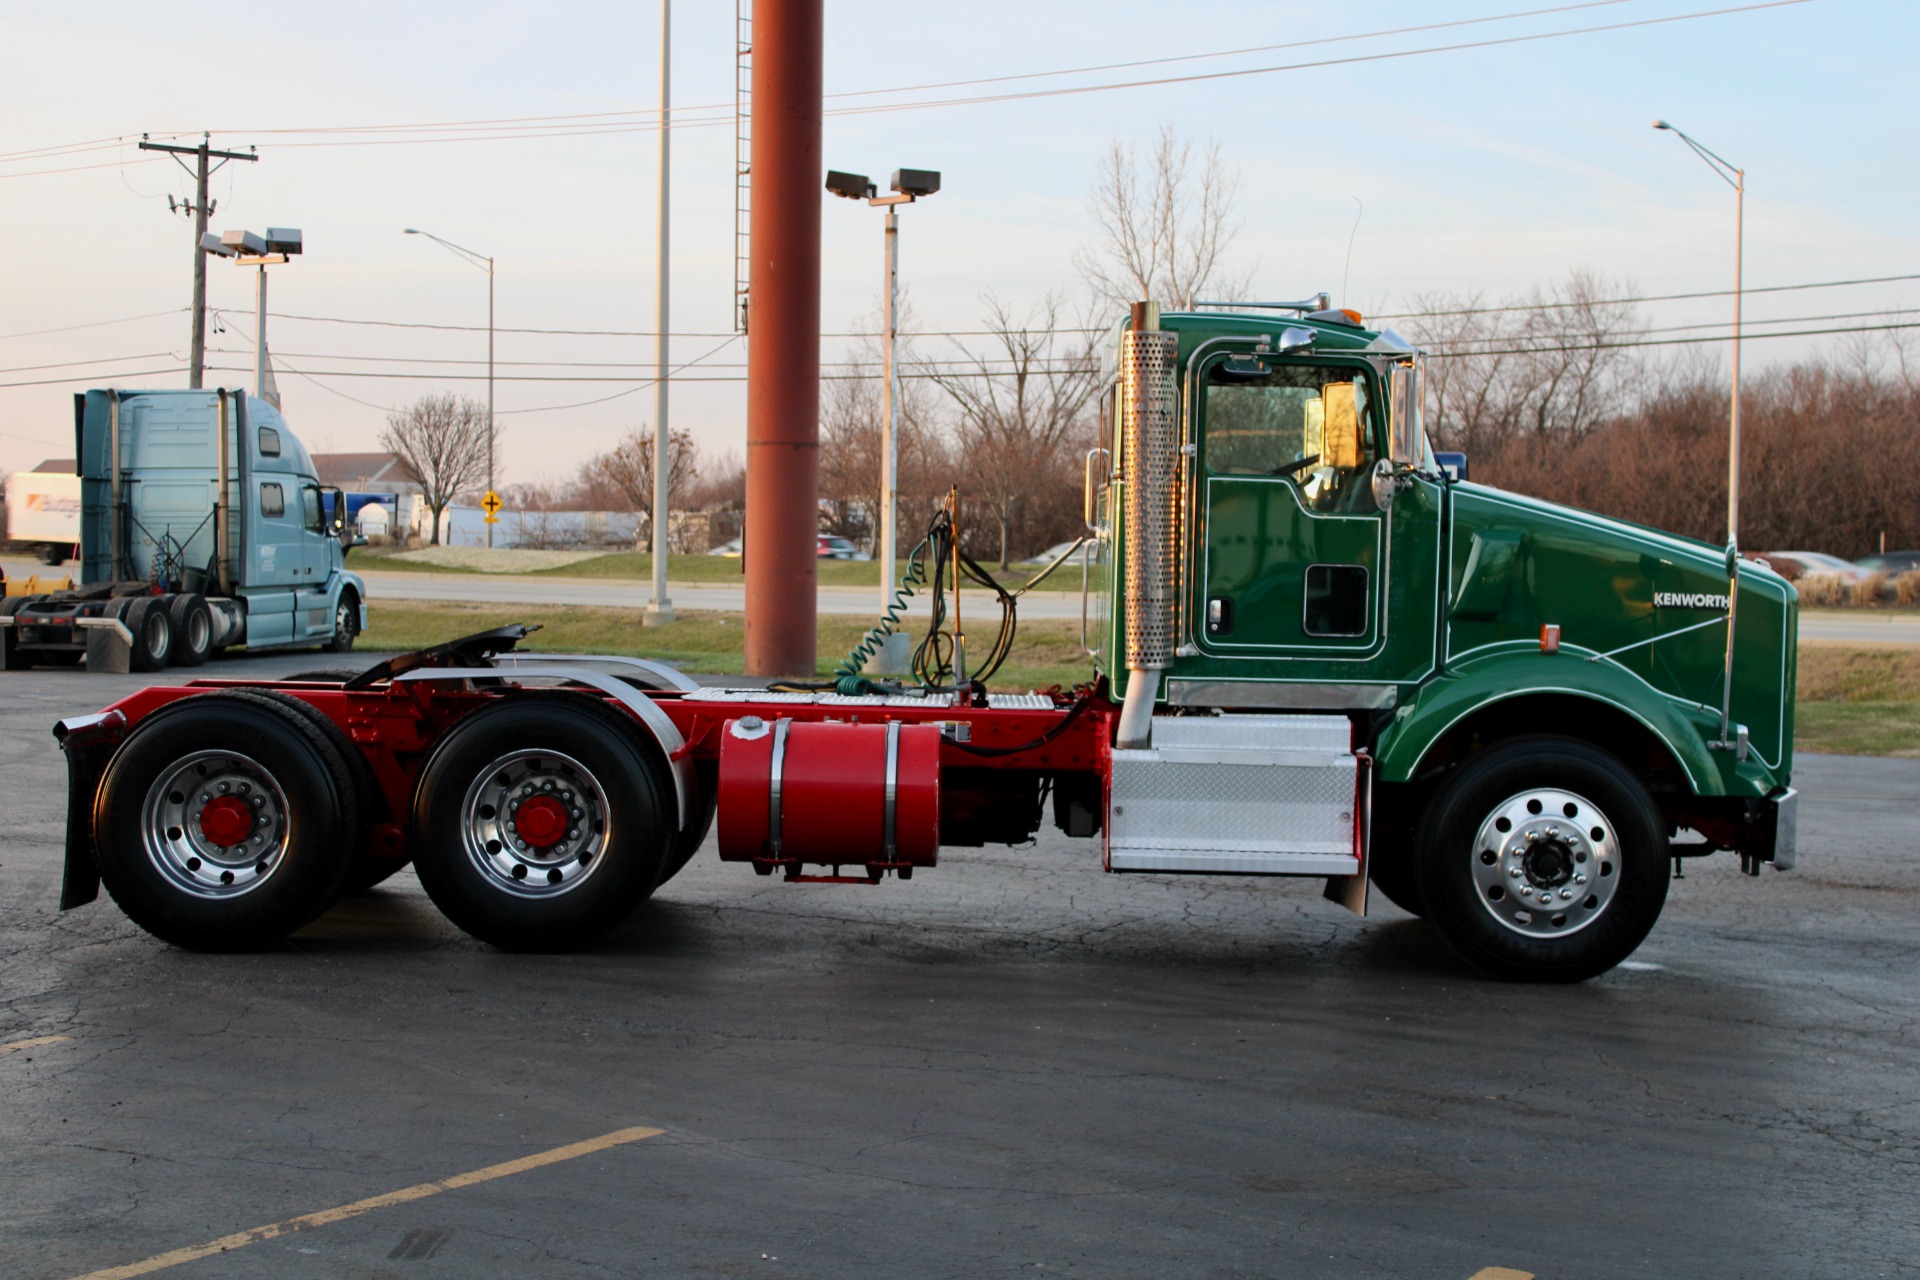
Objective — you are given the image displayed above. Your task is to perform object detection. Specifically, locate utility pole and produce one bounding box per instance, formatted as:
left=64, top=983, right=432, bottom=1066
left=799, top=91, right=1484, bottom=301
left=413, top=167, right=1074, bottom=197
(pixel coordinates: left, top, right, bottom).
left=646, top=0, right=676, bottom=625
left=140, top=135, right=257, bottom=389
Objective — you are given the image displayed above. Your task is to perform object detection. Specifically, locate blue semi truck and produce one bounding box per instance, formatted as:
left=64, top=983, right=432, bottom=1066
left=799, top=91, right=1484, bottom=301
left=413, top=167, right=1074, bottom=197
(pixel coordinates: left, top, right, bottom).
left=0, top=388, right=366, bottom=671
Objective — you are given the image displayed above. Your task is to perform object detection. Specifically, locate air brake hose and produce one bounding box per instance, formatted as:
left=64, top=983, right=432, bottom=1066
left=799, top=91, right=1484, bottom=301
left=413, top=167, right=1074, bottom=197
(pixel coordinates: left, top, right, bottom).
left=830, top=532, right=937, bottom=696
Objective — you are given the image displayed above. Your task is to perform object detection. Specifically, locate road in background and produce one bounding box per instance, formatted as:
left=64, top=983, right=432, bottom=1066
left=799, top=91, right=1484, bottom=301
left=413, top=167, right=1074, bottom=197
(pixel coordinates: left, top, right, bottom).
left=1, top=654, right=1916, bottom=1278
left=10, top=558, right=1919, bottom=639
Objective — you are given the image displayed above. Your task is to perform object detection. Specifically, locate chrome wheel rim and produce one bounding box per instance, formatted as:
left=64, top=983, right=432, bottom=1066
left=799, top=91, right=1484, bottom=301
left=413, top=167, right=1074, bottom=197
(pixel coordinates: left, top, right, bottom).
left=141, top=750, right=290, bottom=899
left=186, top=609, right=210, bottom=653
left=459, top=749, right=611, bottom=898
left=1470, top=787, right=1619, bottom=939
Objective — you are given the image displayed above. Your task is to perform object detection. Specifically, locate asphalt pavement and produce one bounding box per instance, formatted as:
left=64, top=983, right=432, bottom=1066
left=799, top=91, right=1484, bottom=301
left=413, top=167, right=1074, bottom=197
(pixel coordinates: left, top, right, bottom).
left=1, top=653, right=1916, bottom=1278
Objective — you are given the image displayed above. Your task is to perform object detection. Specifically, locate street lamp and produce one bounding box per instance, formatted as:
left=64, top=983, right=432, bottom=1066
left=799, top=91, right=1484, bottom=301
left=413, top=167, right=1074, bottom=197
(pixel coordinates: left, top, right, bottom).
left=405, top=227, right=496, bottom=548
left=200, top=226, right=301, bottom=403
left=1653, top=119, right=1745, bottom=753
left=1652, top=120, right=1744, bottom=546
left=827, top=166, right=941, bottom=674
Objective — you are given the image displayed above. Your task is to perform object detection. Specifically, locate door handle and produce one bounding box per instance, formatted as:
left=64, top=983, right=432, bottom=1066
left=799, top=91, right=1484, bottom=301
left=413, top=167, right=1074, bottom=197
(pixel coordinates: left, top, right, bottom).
left=1206, top=596, right=1234, bottom=636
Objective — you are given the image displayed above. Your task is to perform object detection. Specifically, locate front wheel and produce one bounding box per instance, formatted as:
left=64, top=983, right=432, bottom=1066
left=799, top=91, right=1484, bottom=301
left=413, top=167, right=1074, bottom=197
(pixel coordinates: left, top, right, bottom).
left=1415, top=737, right=1669, bottom=983
left=325, top=592, right=359, bottom=654
left=410, top=695, right=674, bottom=949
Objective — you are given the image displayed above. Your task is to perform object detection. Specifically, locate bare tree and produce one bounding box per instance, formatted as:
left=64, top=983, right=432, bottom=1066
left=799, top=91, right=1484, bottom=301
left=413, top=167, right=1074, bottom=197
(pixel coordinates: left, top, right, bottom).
left=1076, top=124, right=1251, bottom=313
left=818, top=322, right=950, bottom=555
left=928, top=295, right=1101, bottom=567
left=580, top=423, right=700, bottom=540
left=379, top=393, right=495, bottom=546
left=1409, top=270, right=1647, bottom=452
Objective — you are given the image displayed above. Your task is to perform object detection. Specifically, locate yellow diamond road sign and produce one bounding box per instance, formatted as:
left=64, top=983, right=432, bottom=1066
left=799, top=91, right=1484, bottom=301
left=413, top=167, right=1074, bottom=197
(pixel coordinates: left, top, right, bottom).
left=481, top=489, right=502, bottom=523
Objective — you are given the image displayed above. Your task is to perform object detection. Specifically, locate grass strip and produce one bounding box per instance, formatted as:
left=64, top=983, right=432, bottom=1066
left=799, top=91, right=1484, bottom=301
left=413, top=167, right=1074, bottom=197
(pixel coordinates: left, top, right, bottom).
left=361, top=599, right=1093, bottom=690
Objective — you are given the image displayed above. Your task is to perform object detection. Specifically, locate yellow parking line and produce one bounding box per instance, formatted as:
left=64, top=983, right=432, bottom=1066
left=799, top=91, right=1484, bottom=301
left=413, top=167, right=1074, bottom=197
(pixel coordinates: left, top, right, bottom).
left=1470, top=1269, right=1536, bottom=1280
left=67, top=1125, right=664, bottom=1280
left=0, top=1034, right=71, bottom=1055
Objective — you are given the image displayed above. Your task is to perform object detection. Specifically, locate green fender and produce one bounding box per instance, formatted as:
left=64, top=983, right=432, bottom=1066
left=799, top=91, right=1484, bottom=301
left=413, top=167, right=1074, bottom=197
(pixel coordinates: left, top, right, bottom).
left=1374, top=647, right=1730, bottom=796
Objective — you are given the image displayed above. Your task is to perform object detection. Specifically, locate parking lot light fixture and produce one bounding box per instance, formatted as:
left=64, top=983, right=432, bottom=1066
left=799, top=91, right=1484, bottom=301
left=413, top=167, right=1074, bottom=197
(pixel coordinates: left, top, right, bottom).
left=210, top=227, right=301, bottom=403
left=828, top=165, right=941, bottom=674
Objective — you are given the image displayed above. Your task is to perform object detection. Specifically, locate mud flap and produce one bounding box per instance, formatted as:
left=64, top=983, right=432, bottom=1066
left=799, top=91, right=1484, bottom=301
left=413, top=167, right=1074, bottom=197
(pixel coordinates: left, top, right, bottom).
left=1322, top=751, right=1372, bottom=917
left=55, top=728, right=118, bottom=909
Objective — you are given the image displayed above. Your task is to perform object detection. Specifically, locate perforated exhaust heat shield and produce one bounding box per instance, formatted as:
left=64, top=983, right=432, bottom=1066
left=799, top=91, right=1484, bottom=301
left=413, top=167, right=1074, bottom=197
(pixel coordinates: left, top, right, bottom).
left=1120, top=323, right=1180, bottom=672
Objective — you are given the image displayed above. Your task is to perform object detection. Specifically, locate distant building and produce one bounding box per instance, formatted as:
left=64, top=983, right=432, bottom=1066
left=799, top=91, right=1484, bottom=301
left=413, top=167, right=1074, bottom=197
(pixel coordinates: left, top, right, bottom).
left=312, top=452, right=420, bottom=497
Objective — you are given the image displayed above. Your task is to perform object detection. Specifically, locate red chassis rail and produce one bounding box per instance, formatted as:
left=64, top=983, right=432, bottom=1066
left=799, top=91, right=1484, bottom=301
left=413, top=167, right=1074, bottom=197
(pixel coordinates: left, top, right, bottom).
left=55, top=664, right=1113, bottom=913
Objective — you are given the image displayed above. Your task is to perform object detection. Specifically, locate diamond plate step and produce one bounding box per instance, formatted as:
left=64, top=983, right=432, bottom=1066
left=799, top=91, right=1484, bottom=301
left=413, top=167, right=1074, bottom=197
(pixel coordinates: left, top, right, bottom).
left=1108, top=714, right=1358, bottom=875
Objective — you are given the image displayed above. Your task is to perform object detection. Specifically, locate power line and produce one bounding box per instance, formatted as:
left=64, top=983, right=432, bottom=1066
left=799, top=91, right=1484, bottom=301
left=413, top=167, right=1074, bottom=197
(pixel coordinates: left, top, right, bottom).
left=1424, top=320, right=1919, bottom=358
left=0, top=351, right=176, bottom=376
left=1, top=1, right=1812, bottom=168
left=0, top=308, right=184, bottom=342
left=1377, top=272, right=1920, bottom=320
left=0, top=367, right=187, bottom=389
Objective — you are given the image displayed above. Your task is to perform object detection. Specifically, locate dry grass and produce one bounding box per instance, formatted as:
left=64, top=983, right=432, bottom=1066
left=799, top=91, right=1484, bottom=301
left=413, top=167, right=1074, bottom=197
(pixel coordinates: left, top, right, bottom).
left=1898, top=571, right=1920, bottom=606
left=1796, top=645, right=1920, bottom=703
left=1797, top=574, right=1845, bottom=607
left=1850, top=571, right=1888, bottom=606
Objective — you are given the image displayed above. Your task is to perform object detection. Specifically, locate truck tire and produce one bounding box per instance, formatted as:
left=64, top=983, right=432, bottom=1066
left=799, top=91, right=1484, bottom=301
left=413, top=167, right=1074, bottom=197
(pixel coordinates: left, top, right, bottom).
left=325, top=590, right=359, bottom=654
left=1415, top=737, right=1669, bottom=983
left=92, top=690, right=358, bottom=950
left=124, top=597, right=174, bottom=672
left=410, top=694, right=673, bottom=950
left=653, top=763, right=716, bottom=889
left=1, top=596, right=32, bottom=670
left=168, top=594, right=214, bottom=667
left=244, top=688, right=410, bottom=893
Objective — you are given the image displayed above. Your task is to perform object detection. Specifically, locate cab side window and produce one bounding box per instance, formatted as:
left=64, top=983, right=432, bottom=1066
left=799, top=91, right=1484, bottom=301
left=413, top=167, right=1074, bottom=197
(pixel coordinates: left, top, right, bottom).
left=301, top=485, right=323, bottom=534
left=1205, top=363, right=1376, bottom=510
left=260, top=482, right=285, bottom=517
left=258, top=426, right=281, bottom=456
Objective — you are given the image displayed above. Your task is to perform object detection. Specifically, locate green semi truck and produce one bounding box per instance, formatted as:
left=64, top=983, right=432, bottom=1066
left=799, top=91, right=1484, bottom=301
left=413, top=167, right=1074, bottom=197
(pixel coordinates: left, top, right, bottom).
left=54, top=298, right=1796, bottom=980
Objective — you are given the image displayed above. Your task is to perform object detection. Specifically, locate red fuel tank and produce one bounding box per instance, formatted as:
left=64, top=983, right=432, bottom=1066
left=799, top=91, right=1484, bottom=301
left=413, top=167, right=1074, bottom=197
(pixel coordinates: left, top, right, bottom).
left=716, top=717, right=941, bottom=875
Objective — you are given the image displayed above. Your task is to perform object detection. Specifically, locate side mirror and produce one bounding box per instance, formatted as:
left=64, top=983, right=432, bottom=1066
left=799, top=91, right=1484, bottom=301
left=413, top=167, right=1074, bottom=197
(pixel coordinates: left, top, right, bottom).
left=1388, top=360, right=1423, bottom=466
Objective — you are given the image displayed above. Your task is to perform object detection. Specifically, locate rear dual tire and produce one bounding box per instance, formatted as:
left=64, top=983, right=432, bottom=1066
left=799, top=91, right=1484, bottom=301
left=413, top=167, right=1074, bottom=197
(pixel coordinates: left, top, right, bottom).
left=410, top=696, right=676, bottom=950
left=93, top=692, right=358, bottom=950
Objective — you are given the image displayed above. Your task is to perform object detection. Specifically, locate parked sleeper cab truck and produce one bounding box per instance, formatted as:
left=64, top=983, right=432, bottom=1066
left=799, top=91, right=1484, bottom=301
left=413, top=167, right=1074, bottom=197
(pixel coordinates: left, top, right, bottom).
left=51, top=301, right=1797, bottom=981
left=0, top=389, right=366, bottom=672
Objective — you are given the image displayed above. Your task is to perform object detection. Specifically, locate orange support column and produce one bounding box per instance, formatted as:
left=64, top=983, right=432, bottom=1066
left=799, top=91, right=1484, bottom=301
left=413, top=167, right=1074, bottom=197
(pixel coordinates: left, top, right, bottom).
left=743, top=0, right=823, bottom=677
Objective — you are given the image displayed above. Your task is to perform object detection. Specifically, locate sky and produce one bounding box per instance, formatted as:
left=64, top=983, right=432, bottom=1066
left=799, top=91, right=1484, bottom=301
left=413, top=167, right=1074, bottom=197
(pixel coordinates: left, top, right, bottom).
left=0, top=0, right=1914, bottom=484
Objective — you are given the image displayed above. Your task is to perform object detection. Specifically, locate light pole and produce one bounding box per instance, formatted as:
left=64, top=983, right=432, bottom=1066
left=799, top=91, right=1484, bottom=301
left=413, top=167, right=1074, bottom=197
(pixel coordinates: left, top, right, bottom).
left=1653, top=119, right=1745, bottom=751
left=201, top=227, right=302, bottom=403
left=1653, top=120, right=1744, bottom=547
left=405, top=227, right=496, bottom=547
left=826, top=167, right=941, bottom=673
left=647, top=0, right=675, bottom=624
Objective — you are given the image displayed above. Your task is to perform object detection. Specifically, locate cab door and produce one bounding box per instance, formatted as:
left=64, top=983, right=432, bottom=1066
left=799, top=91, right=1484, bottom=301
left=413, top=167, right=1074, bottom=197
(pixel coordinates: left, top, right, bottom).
left=1192, top=354, right=1438, bottom=688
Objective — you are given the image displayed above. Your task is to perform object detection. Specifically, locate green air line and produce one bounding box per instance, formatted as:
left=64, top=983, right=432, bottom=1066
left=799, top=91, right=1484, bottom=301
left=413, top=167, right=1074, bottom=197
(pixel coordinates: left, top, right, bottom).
left=831, top=533, right=935, bottom=697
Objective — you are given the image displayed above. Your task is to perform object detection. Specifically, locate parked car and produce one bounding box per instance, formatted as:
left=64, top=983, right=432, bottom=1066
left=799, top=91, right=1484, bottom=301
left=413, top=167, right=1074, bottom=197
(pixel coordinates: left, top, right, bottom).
left=817, top=535, right=862, bottom=560
left=1755, top=551, right=1872, bottom=583
left=1856, top=551, right=1920, bottom=576
left=709, top=537, right=742, bottom=557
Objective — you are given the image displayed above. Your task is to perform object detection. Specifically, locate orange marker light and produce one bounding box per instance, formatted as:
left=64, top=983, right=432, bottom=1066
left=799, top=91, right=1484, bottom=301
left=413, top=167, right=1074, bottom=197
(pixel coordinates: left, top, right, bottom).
left=1540, top=624, right=1561, bottom=654
left=1340, top=308, right=1365, bottom=326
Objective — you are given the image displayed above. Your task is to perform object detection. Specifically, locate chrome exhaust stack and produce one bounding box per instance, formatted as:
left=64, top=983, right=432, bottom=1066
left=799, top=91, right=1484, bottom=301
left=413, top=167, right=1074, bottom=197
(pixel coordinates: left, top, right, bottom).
left=1114, top=301, right=1179, bottom=750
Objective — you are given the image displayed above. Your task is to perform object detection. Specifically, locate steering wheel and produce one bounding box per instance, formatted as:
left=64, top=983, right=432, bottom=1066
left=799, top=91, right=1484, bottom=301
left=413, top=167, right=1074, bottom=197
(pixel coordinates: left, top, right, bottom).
left=1269, top=453, right=1321, bottom=479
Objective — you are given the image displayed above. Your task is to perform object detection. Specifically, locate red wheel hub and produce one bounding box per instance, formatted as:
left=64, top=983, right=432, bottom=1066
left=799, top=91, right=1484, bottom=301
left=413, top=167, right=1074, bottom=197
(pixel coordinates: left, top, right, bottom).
left=197, top=795, right=254, bottom=847
left=512, top=794, right=570, bottom=849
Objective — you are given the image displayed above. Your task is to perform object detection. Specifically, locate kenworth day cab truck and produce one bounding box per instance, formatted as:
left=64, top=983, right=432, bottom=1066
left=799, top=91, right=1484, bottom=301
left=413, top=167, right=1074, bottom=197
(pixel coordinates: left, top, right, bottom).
left=1, top=388, right=366, bottom=671
left=52, top=301, right=1797, bottom=980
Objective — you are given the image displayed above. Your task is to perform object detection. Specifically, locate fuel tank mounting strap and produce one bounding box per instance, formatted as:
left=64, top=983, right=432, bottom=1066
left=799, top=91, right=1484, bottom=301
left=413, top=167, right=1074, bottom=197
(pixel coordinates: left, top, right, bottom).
left=883, top=721, right=901, bottom=857
left=767, top=718, right=791, bottom=856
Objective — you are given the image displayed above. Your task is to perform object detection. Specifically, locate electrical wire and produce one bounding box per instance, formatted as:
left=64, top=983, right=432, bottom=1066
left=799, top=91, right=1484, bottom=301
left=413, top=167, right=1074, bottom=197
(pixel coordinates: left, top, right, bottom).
left=1374, top=272, right=1920, bottom=320
left=0, top=308, right=184, bottom=342
left=1, top=0, right=1811, bottom=168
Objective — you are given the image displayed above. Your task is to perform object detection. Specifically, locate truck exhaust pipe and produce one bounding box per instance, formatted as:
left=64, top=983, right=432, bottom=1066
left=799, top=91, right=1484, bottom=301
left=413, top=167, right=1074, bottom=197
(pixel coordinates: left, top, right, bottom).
left=1114, top=301, right=1178, bottom=750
